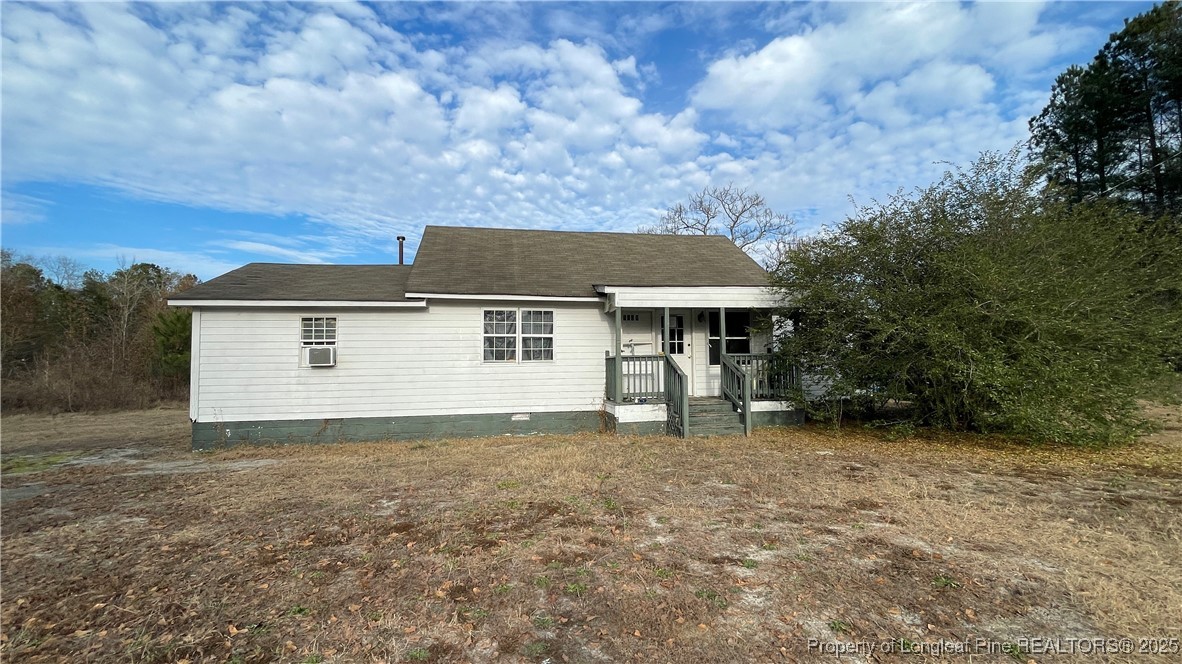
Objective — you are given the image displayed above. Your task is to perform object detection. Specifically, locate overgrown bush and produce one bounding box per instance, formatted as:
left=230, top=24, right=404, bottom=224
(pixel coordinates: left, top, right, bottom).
left=772, top=151, right=1182, bottom=445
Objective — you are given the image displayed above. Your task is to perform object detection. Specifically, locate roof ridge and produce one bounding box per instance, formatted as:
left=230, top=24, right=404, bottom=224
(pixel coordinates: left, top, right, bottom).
left=410, top=225, right=767, bottom=298
left=422, top=225, right=734, bottom=240
left=238, top=262, right=412, bottom=267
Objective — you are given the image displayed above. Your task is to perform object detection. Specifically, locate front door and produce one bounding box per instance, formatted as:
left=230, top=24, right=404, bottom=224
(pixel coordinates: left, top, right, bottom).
left=661, top=310, right=694, bottom=396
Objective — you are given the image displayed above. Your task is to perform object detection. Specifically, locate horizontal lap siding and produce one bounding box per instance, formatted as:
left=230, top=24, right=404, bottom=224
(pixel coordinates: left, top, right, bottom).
left=608, top=287, right=777, bottom=309
left=196, top=302, right=613, bottom=422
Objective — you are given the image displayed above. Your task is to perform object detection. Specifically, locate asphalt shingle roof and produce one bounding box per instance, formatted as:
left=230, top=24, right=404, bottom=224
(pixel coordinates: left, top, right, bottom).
left=172, top=264, right=413, bottom=301
left=405, top=226, right=769, bottom=298
left=173, top=227, right=770, bottom=302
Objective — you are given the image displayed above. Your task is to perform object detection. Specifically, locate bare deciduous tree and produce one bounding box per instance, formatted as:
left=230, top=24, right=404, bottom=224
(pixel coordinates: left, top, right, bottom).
left=641, top=183, right=795, bottom=265
left=37, top=255, right=85, bottom=290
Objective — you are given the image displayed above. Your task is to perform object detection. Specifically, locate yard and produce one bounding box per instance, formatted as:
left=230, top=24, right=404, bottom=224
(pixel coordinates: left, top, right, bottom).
left=2, top=406, right=1180, bottom=663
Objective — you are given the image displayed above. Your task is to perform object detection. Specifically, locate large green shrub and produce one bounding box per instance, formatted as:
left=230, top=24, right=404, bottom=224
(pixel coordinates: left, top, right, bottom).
left=772, top=151, right=1181, bottom=444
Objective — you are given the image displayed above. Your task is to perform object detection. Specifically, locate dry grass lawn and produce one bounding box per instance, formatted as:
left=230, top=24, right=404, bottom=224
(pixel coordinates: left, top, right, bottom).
left=2, top=405, right=1181, bottom=663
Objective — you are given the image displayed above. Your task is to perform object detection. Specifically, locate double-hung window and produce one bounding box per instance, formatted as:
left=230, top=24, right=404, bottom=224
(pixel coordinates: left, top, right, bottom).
left=483, top=309, right=554, bottom=362
left=301, top=317, right=337, bottom=346
left=482, top=310, right=517, bottom=362
left=520, top=310, right=554, bottom=361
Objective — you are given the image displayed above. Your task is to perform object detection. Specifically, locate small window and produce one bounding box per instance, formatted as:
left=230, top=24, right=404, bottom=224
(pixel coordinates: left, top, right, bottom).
left=660, top=314, right=685, bottom=355
left=521, top=310, right=554, bottom=361
left=301, top=317, right=337, bottom=346
left=483, top=310, right=517, bottom=362
left=622, top=313, right=641, bottom=323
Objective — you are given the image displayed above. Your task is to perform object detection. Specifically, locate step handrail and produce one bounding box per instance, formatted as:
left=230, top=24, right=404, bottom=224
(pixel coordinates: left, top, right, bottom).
left=663, top=354, right=689, bottom=438
left=720, top=354, right=753, bottom=436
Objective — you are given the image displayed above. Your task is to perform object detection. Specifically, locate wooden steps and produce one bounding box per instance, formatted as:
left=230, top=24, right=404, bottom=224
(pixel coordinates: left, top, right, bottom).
left=687, top=397, right=744, bottom=437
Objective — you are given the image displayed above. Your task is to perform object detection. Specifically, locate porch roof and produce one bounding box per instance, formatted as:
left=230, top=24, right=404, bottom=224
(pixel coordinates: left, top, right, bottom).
left=600, top=285, right=780, bottom=309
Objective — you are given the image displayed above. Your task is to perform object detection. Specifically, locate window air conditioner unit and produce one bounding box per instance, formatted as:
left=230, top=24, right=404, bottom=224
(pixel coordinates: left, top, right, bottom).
left=307, top=346, right=336, bottom=367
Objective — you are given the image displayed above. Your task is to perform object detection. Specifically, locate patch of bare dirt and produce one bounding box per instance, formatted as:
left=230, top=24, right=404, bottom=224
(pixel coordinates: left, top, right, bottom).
left=1141, top=401, right=1182, bottom=451
left=2, top=406, right=1181, bottom=663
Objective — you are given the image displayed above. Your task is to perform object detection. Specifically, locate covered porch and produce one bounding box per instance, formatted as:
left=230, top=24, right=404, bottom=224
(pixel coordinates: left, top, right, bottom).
left=598, top=286, right=800, bottom=437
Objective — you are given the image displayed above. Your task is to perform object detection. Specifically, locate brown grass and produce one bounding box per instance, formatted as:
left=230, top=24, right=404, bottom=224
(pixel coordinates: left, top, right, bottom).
left=2, top=406, right=1181, bottom=663
left=0, top=403, right=190, bottom=454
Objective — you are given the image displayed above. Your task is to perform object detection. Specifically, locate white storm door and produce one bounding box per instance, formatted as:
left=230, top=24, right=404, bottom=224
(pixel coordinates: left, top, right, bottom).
left=662, top=310, right=694, bottom=396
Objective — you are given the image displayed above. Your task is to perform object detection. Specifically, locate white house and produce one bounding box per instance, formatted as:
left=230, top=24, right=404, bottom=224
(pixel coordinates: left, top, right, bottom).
left=169, top=226, right=802, bottom=449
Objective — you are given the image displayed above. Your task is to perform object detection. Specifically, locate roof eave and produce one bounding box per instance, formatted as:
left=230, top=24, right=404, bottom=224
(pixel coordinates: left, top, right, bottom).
left=403, top=292, right=602, bottom=302
left=167, top=299, right=427, bottom=308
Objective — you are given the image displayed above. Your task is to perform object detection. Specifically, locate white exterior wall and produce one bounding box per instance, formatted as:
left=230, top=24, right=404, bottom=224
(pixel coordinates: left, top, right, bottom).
left=604, top=286, right=778, bottom=309
left=192, top=301, right=614, bottom=423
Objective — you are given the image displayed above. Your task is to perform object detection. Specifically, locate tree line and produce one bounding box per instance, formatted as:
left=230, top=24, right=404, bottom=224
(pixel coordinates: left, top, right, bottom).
left=1030, top=1, right=1182, bottom=216
left=1, top=250, right=196, bottom=411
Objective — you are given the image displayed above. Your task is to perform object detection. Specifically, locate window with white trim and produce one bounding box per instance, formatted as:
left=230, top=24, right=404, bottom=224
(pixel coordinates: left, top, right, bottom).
left=520, top=310, right=554, bottom=361
left=482, top=310, right=517, bottom=362
left=301, top=317, right=337, bottom=346
left=483, top=309, right=554, bottom=362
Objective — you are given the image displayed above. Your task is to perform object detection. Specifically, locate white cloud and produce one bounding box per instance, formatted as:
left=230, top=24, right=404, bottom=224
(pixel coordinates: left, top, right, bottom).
left=2, top=192, right=51, bottom=225
left=29, top=243, right=241, bottom=280
left=220, top=241, right=329, bottom=264
left=680, top=1, right=1097, bottom=232
left=691, top=1, right=1069, bottom=130
left=2, top=4, right=718, bottom=245
left=1, top=0, right=1122, bottom=265
left=453, top=84, right=527, bottom=137
left=895, top=62, right=996, bottom=114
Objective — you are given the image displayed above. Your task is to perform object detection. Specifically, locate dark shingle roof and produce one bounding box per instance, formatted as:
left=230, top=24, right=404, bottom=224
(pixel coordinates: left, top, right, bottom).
left=405, top=226, right=768, bottom=297
left=172, top=227, right=770, bottom=303
left=172, top=264, right=413, bottom=301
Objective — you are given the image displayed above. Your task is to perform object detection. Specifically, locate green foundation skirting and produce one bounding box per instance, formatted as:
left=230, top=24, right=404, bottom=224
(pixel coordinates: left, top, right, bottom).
left=748, top=409, right=807, bottom=427
left=604, top=413, right=668, bottom=436
left=193, top=407, right=806, bottom=449
left=193, top=410, right=604, bottom=450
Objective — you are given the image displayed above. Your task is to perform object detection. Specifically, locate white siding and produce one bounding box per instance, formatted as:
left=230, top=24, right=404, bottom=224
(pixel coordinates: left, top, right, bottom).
left=605, top=286, right=778, bottom=309
left=194, top=301, right=614, bottom=423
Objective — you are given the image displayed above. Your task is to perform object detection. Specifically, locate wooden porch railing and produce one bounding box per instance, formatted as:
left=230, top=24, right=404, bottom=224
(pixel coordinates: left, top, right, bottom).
left=607, top=351, right=795, bottom=438
left=720, top=355, right=753, bottom=436
left=726, top=353, right=799, bottom=400
left=664, top=355, right=689, bottom=438
left=605, top=354, right=663, bottom=402
left=605, top=354, right=617, bottom=401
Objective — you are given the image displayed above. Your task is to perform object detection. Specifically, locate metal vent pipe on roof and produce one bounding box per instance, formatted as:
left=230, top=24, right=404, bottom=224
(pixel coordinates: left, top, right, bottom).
left=397, top=236, right=406, bottom=264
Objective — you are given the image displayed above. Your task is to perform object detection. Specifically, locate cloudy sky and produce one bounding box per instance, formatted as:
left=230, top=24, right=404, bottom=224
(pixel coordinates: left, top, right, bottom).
left=1, top=1, right=1152, bottom=279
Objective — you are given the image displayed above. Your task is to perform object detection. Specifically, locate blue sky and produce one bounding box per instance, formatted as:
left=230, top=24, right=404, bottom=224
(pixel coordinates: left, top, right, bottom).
left=1, top=1, right=1155, bottom=279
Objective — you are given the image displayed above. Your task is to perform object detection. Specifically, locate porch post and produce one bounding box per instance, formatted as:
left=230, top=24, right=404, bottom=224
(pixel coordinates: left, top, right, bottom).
left=614, top=305, right=624, bottom=402
left=719, top=307, right=726, bottom=361
left=662, top=307, right=670, bottom=355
